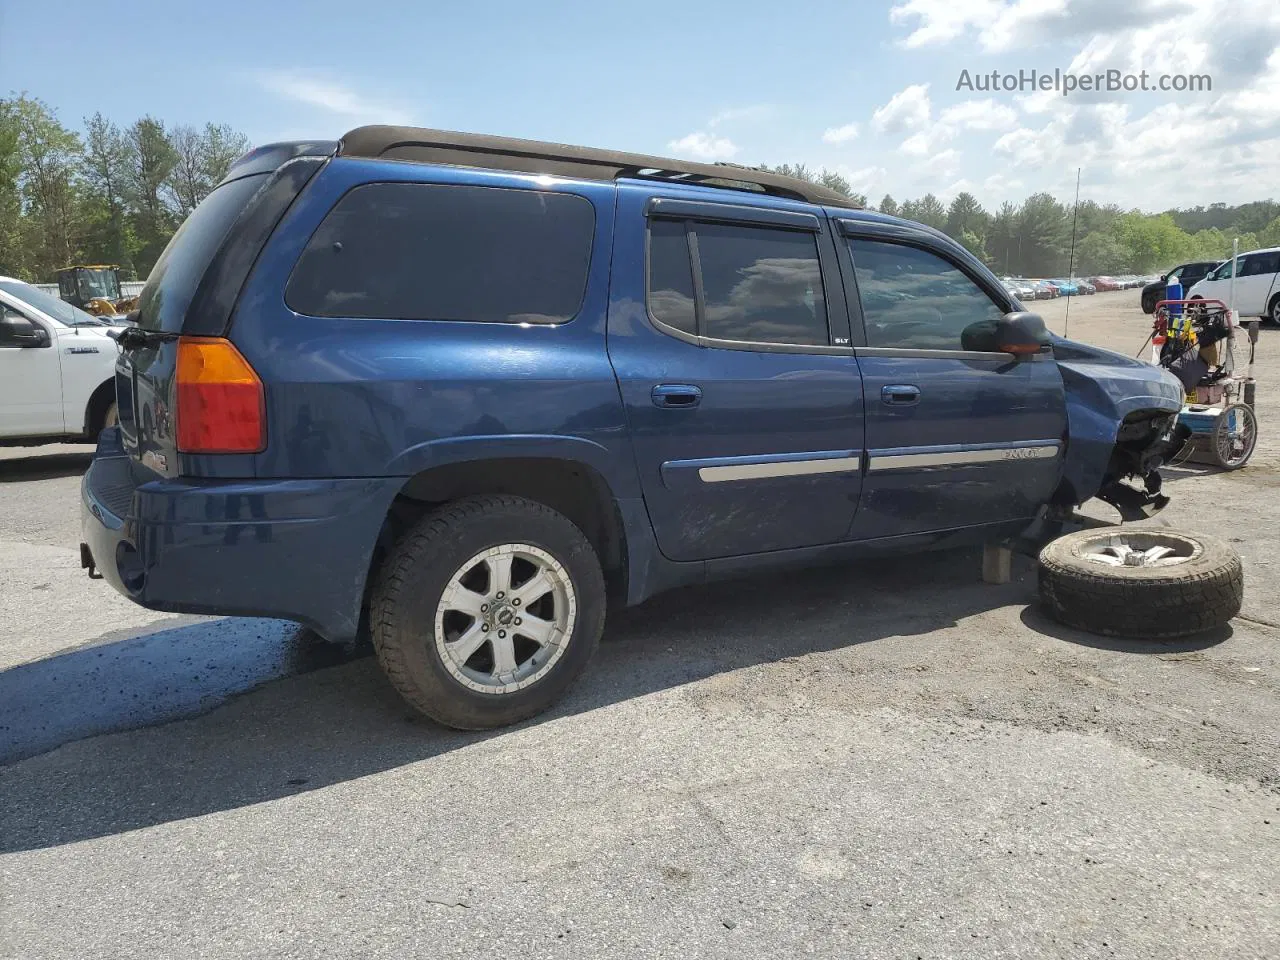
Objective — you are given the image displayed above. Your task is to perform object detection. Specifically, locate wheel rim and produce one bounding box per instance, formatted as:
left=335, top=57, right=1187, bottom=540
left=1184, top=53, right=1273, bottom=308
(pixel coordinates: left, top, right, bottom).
left=1214, top=404, right=1257, bottom=468
left=1076, top=531, right=1200, bottom=568
left=1272, top=299, right=1280, bottom=324
left=434, top=543, right=577, bottom=695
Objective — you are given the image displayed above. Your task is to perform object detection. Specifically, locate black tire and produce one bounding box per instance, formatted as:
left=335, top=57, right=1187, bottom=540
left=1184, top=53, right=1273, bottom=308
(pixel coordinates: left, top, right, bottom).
left=1268, top=293, right=1280, bottom=327
left=1142, top=292, right=1157, bottom=314
left=370, top=495, right=606, bottom=729
left=1038, top=529, right=1242, bottom=639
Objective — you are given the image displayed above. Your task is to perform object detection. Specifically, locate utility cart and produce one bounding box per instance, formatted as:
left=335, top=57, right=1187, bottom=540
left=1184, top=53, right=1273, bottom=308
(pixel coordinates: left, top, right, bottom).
left=1150, top=297, right=1258, bottom=470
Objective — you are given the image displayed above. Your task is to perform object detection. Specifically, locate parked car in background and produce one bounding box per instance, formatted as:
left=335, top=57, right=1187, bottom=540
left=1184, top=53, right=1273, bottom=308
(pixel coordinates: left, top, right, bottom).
left=1076, top=280, right=1096, bottom=295
left=79, top=127, right=1188, bottom=730
left=1051, top=279, right=1081, bottom=296
left=1091, top=276, right=1121, bottom=292
left=1001, top=278, right=1038, bottom=301
left=1141, top=261, right=1221, bottom=313
left=0, top=277, right=123, bottom=445
left=1032, top=280, right=1059, bottom=299
left=1187, top=247, right=1280, bottom=323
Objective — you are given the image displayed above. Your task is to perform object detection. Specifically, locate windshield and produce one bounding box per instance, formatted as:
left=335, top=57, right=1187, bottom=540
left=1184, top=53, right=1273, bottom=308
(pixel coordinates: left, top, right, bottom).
left=0, top=280, right=108, bottom=327
left=77, top=268, right=121, bottom=302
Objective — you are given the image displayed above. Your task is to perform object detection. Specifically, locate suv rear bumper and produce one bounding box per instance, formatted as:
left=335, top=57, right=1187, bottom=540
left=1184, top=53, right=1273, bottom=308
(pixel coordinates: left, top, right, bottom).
left=80, top=429, right=402, bottom=640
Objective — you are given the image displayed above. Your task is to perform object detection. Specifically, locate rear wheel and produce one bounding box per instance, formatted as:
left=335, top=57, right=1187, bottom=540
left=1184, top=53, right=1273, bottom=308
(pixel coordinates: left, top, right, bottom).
left=1269, top=293, right=1280, bottom=326
left=370, top=495, right=606, bottom=729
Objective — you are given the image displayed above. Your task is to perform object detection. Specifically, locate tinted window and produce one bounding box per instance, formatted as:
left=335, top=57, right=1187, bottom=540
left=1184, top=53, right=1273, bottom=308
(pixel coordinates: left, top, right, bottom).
left=694, top=223, right=827, bottom=346
left=1241, top=252, right=1280, bottom=276
left=136, top=172, right=269, bottom=332
left=287, top=182, right=594, bottom=324
left=647, top=220, right=696, bottom=335
left=850, top=239, right=1005, bottom=350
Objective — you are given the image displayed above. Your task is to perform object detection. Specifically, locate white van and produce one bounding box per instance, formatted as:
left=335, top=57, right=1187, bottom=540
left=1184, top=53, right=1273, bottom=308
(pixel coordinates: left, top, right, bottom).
left=0, top=277, right=123, bottom=445
left=1186, top=247, right=1280, bottom=324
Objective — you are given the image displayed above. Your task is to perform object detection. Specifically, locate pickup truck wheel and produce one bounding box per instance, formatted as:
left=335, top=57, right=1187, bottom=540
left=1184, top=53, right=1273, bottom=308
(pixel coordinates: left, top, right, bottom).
left=1038, top=529, right=1242, bottom=639
left=370, top=495, right=606, bottom=730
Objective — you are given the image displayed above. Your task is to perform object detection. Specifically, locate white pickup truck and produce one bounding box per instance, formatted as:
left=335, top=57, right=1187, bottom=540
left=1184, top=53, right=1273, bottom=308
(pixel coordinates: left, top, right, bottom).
left=0, top=277, right=123, bottom=445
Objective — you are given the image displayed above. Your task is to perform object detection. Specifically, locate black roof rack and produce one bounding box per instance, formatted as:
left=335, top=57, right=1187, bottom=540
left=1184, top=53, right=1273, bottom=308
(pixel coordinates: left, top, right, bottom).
left=337, top=125, right=857, bottom=207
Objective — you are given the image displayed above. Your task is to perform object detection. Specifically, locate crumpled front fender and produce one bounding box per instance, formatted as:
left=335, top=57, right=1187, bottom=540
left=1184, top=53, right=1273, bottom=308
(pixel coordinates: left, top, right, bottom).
left=1053, top=338, right=1184, bottom=505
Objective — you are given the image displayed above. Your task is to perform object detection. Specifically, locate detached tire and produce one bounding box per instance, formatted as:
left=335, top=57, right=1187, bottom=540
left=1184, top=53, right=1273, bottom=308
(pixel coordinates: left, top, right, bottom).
left=371, top=495, right=606, bottom=730
left=1038, top=529, right=1242, bottom=639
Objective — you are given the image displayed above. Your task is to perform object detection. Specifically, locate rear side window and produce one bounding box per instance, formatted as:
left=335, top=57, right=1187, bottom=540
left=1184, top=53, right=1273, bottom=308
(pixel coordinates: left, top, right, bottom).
left=647, top=219, right=697, bottom=335
left=646, top=219, right=829, bottom=347
left=286, top=182, right=594, bottom=324
left=849, top=238, right=1004, bottom=351
left=136, top=173, right=269, bottom=332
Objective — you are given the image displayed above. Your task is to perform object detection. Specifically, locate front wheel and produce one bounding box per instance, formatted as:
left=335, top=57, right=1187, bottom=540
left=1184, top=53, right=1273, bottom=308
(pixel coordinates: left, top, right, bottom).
left=1269, top=294, right=1280, bottom=326
left=1038, top=529, right=1243, bottom=638
left=370, top=495, right=606, bottom=729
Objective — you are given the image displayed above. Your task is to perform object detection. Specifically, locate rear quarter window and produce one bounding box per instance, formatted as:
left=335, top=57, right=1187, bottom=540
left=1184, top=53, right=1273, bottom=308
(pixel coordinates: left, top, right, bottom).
left=285, top=182, right=595, bottom=324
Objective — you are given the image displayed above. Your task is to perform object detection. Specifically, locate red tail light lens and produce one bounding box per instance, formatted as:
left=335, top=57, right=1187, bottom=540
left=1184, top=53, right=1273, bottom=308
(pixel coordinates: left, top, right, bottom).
left=175, top=337, right=265, bottom=453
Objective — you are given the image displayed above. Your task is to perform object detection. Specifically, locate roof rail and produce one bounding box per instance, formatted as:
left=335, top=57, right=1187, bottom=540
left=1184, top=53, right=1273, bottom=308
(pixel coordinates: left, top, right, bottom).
left=337, top=126, right=857, bottom=207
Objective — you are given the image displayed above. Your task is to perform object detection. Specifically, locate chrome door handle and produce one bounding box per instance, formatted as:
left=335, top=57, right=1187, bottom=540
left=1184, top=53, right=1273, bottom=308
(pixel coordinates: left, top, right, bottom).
left=881, top=384, right=920, bottom=406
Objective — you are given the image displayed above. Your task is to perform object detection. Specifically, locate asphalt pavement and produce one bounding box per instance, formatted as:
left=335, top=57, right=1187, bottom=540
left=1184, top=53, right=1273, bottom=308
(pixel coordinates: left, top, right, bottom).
left=1, top=294, right=1278, bottom=959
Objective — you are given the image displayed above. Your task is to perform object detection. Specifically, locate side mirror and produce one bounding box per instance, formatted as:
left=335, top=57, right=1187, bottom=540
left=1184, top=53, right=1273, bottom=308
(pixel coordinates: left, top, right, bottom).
left=962, top=311, right=1049, bottom=356
left=0, top=310, right=50, bottom=348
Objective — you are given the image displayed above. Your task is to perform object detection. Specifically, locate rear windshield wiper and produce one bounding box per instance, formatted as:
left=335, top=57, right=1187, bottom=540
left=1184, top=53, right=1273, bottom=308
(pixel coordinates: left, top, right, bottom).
left=112, top=326, right=180, bottom=350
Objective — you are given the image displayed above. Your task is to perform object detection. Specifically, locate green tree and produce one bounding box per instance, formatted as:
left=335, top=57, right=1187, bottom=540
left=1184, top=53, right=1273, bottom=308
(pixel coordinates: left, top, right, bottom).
left=1075, top=230, right=1129, bottom=275
left=12, top=96, right=84, bottom=279
left=987, top=202, right=1021, bottom=275
left=81, top=112, right=135, bottom=275
left=124, top=116, right=178, bottom=275
left=957, top=229, right=988, bottom=262
left=0, top=99, right=25, bottom=277
left=878, top=194, right=899, bottom=217
left=913, top=193, right=947, bottom=231
left=945, top=192, right=988, bottom=241
left=1018, top=193, right=1069, bottom=277
left=1112, top=212, right=1188, bottom=272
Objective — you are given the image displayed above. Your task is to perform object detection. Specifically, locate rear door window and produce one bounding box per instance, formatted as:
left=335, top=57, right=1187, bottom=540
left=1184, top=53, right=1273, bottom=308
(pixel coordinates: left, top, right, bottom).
left=286, top=182, right=595, bottom=324
left=645, top=218, right=829, bottom=347
left=849, top=238, right=1005, bottom=350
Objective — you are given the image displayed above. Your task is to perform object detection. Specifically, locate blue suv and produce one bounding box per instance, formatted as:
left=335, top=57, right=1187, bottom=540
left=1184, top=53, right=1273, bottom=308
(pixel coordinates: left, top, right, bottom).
left=82, top=126, right=1186, bottom=729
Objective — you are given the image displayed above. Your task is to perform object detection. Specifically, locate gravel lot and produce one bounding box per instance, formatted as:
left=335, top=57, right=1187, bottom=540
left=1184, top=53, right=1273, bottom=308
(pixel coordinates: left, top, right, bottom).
left=2, top=290, right=1278, bottom=959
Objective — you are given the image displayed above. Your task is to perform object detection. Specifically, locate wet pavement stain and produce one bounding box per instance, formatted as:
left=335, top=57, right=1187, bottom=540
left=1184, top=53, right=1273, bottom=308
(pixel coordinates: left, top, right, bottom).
left=0, top=618, right=370, bottom=764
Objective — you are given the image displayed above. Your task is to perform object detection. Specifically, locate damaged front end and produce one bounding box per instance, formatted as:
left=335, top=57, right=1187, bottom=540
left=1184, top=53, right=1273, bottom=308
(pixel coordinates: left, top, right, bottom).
left=1094, top=412, right=1190, bottom=521
left=1050, top=337, right=1188, bottom=521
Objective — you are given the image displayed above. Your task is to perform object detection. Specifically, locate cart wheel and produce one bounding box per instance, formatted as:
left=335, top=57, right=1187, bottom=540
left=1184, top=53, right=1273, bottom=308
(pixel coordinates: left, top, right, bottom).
left=1211, top=402, right=1257, bottom=470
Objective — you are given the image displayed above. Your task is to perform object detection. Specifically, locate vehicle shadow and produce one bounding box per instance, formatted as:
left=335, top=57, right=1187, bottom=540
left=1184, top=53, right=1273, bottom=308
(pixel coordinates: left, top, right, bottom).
left=1018, top=604, right=1232, bottom=653
left=0, top=547, right=1032, bottom=854
left=0, top=451, right=94, bottom=482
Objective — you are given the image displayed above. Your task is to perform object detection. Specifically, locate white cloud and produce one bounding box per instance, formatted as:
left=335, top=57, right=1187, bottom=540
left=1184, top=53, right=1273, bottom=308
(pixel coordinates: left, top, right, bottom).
left=872, top=84, right=932, bottom=134
left=667, top=132, right=739, bottom=162
left=822, top=122, right=861, bottom=144
left=252, top=69, right=414, bottom=126
left=835, top=165, right=887, bottom=195
left=938, top=99, right=1019, bottom=131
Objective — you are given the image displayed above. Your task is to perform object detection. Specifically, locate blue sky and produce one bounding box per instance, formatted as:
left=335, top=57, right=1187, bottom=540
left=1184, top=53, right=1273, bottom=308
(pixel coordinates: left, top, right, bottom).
left=4, top=0, right=1279, bottom=210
